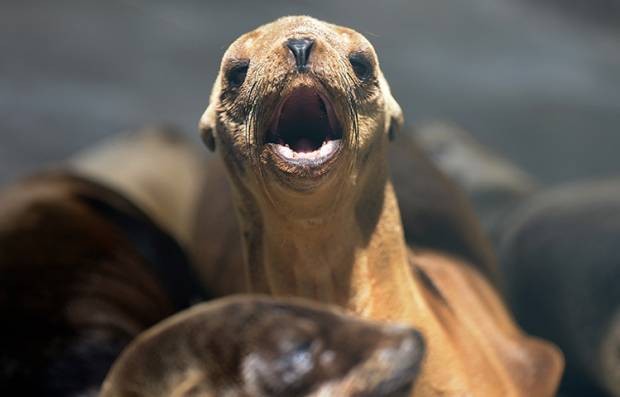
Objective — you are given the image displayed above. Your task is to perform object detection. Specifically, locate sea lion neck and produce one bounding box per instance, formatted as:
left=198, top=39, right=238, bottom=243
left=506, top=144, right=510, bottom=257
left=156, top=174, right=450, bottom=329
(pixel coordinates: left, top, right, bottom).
left=234, top=153, right=414, bottom=315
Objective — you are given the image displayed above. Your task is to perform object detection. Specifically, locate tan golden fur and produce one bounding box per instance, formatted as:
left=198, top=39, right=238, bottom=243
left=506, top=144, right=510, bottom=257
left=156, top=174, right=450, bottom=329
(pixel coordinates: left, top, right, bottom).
left=70, top=126, right=208, bottom=249
left=199, top=16, right=563, bottom=396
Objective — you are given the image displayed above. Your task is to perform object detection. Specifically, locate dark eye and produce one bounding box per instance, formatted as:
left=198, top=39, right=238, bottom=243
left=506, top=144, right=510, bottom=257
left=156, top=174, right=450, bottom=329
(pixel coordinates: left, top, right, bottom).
left=349, top=52, right=373, bottom=80
left=226, top=60, right=249, bottom=88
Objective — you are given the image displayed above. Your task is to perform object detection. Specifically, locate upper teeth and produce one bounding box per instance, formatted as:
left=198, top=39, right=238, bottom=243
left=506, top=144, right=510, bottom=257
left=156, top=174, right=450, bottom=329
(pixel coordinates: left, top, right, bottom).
left=275, top=140, right=340, bottom=161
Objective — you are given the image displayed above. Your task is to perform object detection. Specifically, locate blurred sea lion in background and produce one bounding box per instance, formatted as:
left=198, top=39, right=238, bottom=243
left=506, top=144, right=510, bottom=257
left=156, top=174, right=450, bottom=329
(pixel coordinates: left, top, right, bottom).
left=498, top=180, right=620, bottom=397
left=0, top=127, right=208, bottom=396
left=414, top=122, right=620, bottom=397
left=389, top=128, right=497, bottom=277
left=414, top=121, right=538, bottom=237
left=197, top=15, right=563, bottom=396
left=70, top=125, right=208, bottom=250
left=100, top=295, right=425, bottom=397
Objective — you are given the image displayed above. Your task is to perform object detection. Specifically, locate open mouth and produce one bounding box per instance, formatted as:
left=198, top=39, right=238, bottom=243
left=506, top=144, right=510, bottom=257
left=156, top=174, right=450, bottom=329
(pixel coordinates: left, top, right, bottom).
left=265, top=86, right=343, bottom=167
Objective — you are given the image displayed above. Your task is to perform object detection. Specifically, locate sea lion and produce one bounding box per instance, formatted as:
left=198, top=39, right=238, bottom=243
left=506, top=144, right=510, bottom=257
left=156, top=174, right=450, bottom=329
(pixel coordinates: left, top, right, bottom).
left=198, top=16, right=564, bottom=396
left=388, top=128, right=497, bottom=279
left=413, top=122, right=538, bottom=240
left=414, top=123, right=620, bottom=397
left=191, top=129, right=497, bottom=296
left=497, top=179, right=620, bottom=397
left=0, top=128, right=207, bottom=396
left=70, top=125, right=209, bottom=250
left=100, top=295, right=425, bottom=397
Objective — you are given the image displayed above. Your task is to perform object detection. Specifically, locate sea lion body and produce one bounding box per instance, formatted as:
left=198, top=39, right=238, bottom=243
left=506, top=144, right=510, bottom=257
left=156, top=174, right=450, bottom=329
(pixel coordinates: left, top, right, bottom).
left=498, top=179, right=620, bottom=397
left=414, top=122, right=538, bottom=237
left=415, top=124, right=620, bottom=396
left=70, top=125, right=209, bottom=250
left=388, top=129, right=496, bottom=278
left=100, top=295, right=425, bottom=397
left=0, top=173, right=176, bottom=395
left=0, top=128, right=208, bottom=395
left=198, top=16, right=563, bottom=396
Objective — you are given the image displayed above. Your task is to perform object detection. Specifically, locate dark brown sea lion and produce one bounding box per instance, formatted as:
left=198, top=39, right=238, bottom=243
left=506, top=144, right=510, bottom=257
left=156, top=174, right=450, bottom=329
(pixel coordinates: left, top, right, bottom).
left=197, top=15, right=564, bottom=396
left=100, top=295, right=425, bottom=397
left=0, top=128, right=208, bottom=396
left=497, top=179, right=620, bottom=397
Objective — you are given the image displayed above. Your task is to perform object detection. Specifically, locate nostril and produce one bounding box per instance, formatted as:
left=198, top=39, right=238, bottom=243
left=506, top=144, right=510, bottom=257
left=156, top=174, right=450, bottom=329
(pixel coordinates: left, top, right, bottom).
left=287, top=38, right=314, bottom=71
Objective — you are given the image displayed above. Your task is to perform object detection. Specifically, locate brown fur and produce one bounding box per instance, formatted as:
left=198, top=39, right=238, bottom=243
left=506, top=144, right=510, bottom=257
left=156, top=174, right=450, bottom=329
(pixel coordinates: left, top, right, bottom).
left=70, top=125, right=209, bottom=250
left=0, top=172, right=176, bottom=395
left=197, top=16, right=564, bottom=396
left=191, top=131, right=497, bottom=296
left=0, top=128, right=209, bottom=395
left=100, top=295, right=425, bottom=397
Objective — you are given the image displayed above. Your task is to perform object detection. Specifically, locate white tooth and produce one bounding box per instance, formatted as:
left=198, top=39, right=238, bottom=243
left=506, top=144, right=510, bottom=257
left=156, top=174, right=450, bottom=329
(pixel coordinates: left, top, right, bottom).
left=319, top=142, right=329, bottom=157
left=276, top=144, right=295, bottom=159
left=276, top=140, right=340, bottom=162
left=319, top=140, right=336, bottom=157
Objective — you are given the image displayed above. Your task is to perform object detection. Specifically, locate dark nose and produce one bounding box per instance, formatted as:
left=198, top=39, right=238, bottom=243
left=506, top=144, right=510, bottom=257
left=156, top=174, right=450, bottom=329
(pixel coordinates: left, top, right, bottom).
left=287, top=38, right=314, bottom=71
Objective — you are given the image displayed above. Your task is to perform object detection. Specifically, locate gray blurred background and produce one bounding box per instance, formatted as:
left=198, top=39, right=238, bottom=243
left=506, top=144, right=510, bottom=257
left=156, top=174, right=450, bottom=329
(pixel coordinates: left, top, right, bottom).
left=1, top=0, right=619, bottom=185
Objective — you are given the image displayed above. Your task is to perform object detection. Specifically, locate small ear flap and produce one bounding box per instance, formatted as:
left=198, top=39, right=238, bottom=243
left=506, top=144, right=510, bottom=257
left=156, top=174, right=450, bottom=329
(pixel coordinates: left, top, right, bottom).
left=388, top=115, right=402, bottom=141
left=198, top=78, right=221, bottom=152
left=387, top=99, right=403, bottom=142
left=201, top=125, right=216, bottom=152
left=199, top=105, right=217, bottom=152
left=379, top=75, right=404, bottom=142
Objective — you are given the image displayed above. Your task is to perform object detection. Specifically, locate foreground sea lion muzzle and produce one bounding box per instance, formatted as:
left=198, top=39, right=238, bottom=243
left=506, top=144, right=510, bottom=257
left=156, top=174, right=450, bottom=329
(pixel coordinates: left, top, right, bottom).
left=100, top=296, right=425, bottom=397
left=200, top=15, right=403, bottom=197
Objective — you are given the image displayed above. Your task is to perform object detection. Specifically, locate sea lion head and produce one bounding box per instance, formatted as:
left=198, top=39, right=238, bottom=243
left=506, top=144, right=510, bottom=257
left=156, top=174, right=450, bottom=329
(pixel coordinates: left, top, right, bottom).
left=200, top=16, right=403, bottom=215
left=99, top=296, right=424, bottom=397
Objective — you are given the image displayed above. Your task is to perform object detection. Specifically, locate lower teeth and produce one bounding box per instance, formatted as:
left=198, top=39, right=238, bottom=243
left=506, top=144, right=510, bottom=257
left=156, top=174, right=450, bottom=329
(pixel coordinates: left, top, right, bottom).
left=276, top=140, right=339, bottom=160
